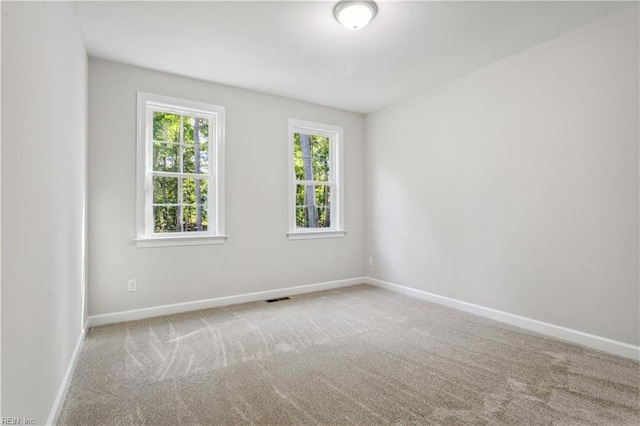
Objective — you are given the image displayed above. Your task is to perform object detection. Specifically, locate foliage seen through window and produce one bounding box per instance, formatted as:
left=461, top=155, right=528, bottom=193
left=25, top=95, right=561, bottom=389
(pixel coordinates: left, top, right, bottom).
left=293, top=132, right=331, bottom=228
left=152, top=112, right=210, bottom=233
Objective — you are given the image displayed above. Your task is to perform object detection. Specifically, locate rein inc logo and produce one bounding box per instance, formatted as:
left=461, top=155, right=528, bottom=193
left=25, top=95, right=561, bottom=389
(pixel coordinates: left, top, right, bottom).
left=1, top=418, right=35, bottom=425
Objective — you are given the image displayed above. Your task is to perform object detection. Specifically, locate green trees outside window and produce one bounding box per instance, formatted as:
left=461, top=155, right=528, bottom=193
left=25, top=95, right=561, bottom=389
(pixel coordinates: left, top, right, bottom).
left=152, top=112, right=210, bottom=233
left=293, top=132, right=331, bottom=228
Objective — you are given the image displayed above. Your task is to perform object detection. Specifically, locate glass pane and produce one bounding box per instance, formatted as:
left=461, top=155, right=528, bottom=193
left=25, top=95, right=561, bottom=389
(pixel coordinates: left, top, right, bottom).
left=293, top=133, right=330, bottom=182
left=153, top=142, right=180, bottom=172
left=293, top=133, right=304, bottom=180
left=153, top=112, right=181, bottom=143
left=183, top=137, right=209, bottom=174
left=183, top=117, right=210, bottom=144
left=295, top=133, right=314, bottom=181
left=315, top=185, right=331, bottom=228
left=182, top=205, right=208, bottom=232
left=311, top=135, right=330, bottom=182
left=182, top=115, right=197, bottom=145
left=153, top=176, right=179, bottom=204
left=182, top=115, right=194, bottom=145
left=295, top=184, right=331, bottom=229
left=182, top=178, right=208, bottom=205
left=153, top=205, right=180, bottom=233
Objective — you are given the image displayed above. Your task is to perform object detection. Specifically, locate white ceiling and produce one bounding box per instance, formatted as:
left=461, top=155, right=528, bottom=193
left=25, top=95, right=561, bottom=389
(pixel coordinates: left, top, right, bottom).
left=76, top=1, right=630, bottom=114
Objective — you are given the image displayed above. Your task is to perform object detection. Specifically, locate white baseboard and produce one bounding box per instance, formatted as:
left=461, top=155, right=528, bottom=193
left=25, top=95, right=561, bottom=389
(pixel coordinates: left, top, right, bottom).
left=366, top=277, right=640, bottom=361
left=46, top=327, right=86, bottom=425
left=87, top=277, right=367, bottom=328
left=86, top=276, right=639, bottom=360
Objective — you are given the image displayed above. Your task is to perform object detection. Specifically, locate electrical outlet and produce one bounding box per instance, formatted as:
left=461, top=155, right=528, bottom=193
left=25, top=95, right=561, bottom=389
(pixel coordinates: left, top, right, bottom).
left=127, top=279, right=137, bottom=292
left=368, top=257, right=374, bottom=266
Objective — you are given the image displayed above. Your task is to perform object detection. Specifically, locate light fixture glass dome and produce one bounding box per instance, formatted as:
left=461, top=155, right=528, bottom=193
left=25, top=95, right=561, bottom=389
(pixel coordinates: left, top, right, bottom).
left=334, top=1, right=378, bottom=31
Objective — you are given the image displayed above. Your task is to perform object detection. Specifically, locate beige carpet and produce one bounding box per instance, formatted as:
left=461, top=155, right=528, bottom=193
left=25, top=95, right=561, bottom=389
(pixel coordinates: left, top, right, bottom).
left=58, top=284, right=639, bottom=425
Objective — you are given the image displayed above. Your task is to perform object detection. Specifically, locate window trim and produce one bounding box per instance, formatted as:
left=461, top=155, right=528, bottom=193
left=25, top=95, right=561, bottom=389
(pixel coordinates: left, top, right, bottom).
left=135, top=92, right=226, bottom=248
left=287, top=118, right=345, bottom=240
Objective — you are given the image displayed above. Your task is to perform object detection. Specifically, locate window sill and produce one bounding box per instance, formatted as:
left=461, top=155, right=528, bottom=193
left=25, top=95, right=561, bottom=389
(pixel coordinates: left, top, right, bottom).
left=287, top=230, right=346, bottom=240
left=134, top=235, right=228, bottom=248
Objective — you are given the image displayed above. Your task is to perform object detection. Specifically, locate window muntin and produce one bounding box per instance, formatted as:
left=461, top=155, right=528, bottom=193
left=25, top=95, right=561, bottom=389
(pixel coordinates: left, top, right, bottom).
left=288, top=119, right=344, bottom=239
left=137, top=93, right=225, bottom=246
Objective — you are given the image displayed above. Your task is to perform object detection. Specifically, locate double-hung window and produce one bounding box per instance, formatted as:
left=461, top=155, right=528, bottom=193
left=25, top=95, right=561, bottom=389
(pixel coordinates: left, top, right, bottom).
left=135, top=92, right=226, bottom=247
left=288, top=119, right=345, bottom=240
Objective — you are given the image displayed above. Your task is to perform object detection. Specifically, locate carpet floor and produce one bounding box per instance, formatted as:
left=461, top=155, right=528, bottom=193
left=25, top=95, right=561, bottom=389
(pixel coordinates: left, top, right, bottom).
left=58, top=284, right=639, bottom=425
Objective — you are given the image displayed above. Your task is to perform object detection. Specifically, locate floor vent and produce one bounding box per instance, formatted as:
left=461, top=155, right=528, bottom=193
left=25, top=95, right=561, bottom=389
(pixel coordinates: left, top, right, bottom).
left=266, top=297, right=291, bottom=303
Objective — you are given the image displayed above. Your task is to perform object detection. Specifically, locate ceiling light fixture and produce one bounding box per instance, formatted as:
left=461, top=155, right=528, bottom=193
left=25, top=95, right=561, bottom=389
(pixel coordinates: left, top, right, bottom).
left=333, top=1, right=378, bottom=31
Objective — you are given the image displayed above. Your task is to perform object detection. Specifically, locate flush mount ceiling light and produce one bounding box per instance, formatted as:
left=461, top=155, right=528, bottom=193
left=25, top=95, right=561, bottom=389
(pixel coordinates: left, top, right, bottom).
left=333, top=1, right=378, bottom=31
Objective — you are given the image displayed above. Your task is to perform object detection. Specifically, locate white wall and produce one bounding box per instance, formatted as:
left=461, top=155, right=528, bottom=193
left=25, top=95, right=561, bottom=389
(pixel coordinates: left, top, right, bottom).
left=365, top=7, right=639, bottom=346
left=1, top=2, right=87, bottom=424
left=88, top=59, right=365, bottom=316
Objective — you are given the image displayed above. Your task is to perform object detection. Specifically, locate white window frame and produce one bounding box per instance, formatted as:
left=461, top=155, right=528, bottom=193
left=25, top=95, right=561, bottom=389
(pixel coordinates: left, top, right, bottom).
left=287, top=118, right=346, bottom=240
left=135, top=92, right=226, bottom=248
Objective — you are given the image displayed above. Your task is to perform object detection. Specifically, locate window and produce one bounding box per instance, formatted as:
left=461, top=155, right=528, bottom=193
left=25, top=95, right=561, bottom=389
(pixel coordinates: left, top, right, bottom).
left=135, top=92, right=226, bottom=247
left=288, top=119, right=345, bottom=240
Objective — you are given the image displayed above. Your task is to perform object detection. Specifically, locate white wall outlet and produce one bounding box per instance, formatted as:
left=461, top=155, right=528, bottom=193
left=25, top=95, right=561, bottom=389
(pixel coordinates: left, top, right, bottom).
left=368, top=257, right=374, bottom=266
left=127, top=279, right=137, bottom=292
